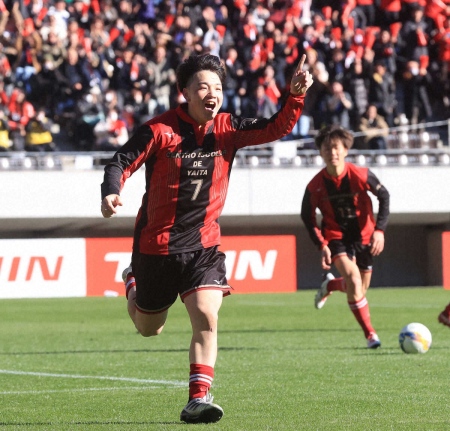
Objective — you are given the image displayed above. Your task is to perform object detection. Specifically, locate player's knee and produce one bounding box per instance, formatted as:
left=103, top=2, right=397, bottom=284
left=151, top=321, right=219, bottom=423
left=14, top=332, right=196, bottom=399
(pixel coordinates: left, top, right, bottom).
left=196, top=309, right=219, bottom=332
left=134, top=309, right=168, bottom=337
left=136, top=324, right=164, bottom=337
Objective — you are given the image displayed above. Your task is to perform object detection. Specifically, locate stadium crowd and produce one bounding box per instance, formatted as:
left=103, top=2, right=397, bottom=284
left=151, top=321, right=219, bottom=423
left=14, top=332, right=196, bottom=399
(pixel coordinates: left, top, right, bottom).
left=0, top=0, right=449, bottom=152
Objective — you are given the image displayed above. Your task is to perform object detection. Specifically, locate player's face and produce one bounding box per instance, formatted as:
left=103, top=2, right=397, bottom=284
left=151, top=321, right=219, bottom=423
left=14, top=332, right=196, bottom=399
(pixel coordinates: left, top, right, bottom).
left=183, top=70, right=223, bottom=126
left=320, top=139, right=348, bottom=173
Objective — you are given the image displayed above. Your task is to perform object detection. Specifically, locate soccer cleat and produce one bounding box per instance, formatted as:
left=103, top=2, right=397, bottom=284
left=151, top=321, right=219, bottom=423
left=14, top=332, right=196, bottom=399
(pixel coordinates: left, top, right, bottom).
left=438, top=312, right=450, bottom=328
left=180, top=393, right=224, bottom=424
left=367, top=333, right=381, bottom=349
left=315, top=273, right=334, bottom=309
left=122, top=264, right=133, bottom=283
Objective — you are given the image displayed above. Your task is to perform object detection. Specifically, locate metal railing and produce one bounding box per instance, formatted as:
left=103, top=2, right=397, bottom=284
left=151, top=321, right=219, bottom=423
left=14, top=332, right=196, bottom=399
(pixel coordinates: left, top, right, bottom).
left=1, top=120, right=448, bottom=170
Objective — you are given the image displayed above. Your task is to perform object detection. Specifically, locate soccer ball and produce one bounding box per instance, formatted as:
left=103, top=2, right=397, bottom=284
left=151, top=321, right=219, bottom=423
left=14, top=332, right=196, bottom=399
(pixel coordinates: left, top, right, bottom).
left=399, top=322, right=432, bottom=354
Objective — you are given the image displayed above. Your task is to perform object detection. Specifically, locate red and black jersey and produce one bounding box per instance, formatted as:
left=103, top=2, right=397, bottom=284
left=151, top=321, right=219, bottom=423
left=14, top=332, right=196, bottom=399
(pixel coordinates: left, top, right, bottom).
left=301, top=163, right=390, bottom=249
left=102, top=94, right=305, bottom=255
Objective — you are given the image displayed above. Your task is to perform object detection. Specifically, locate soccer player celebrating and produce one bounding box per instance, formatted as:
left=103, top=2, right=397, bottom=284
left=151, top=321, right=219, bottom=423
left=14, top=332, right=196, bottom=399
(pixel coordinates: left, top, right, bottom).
left=101, top=53, right=313, bottom=423
left=301, top=125, right=390, bottom=349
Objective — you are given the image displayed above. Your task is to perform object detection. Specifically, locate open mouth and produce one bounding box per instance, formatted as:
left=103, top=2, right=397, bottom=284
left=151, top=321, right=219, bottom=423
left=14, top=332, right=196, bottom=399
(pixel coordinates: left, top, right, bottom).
left=205, top=101, right=216, bottom=111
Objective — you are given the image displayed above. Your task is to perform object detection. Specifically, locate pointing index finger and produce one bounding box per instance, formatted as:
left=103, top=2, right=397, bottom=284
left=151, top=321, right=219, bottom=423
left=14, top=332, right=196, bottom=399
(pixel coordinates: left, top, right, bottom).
left=296, top=54, right=306, bottom=75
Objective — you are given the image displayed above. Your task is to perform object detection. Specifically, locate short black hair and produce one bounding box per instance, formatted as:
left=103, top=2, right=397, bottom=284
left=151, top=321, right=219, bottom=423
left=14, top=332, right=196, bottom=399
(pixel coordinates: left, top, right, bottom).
left=315, top=125, right=354, bottom=150
left=176, top=54, right=226, bottom=92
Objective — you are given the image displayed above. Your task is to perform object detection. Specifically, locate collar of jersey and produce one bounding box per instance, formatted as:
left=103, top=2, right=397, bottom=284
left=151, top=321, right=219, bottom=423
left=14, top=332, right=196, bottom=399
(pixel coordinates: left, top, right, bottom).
left=176, top=103, right=214, bottom=130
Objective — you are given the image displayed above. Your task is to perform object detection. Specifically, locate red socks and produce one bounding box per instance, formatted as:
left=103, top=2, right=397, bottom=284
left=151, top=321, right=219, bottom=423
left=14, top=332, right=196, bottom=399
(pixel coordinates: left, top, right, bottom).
left=327, top=277, right=347, bottom=293
left=348, top=297, right=375, bottom=338
left=124, top=273, right=136, bottom=299
left=189, top=363, right=214, bottom=400
left=327, top=277, right=376, bottom=339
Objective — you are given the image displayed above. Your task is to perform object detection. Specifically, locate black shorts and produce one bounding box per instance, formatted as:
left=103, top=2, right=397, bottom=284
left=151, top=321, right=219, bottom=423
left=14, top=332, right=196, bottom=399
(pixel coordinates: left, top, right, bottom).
left=132, top=246, right=232, bottom=314
left=328, top=240, right=373, bottom=271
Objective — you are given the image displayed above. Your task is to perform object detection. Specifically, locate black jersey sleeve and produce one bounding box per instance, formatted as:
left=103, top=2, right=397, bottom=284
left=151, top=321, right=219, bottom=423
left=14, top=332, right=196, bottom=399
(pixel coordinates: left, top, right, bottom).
left=367, top=169, right=390, bottom=232
left=301, top=187, right=325, bottom=250
left=101, top=124, right=154, bottom=199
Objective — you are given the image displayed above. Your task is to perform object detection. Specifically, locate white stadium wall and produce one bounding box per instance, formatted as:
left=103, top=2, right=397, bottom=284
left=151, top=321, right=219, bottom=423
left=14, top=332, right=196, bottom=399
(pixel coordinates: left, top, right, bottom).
left=1, top=164, right=450, bottom=295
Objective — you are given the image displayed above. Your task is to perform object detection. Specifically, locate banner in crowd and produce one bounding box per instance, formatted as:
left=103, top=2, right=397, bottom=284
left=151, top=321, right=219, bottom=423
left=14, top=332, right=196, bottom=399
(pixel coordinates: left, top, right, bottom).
left=0, top=236, right=297, bottom=299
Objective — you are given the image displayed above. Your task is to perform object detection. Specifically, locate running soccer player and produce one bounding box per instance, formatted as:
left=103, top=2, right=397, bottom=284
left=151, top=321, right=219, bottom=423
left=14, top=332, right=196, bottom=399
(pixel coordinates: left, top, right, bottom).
left=101, top=53, right=313, bottom=423
left=301, top=125, right=390, bottom=349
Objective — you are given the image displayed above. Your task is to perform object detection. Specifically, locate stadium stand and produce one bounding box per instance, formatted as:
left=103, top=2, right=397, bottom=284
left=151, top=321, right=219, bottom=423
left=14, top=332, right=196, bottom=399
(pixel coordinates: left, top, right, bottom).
left=0, top=0, right=449, bottom=165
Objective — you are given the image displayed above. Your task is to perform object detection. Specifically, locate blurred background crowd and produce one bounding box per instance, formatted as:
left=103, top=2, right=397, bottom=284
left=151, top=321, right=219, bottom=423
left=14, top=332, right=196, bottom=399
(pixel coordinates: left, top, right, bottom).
left=0, top=0, right=449, bottom=153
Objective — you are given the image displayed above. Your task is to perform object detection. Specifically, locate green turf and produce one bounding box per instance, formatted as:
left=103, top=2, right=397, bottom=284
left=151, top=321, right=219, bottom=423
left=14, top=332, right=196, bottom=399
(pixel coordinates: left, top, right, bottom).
left=1, top=287, right=449, bottom=430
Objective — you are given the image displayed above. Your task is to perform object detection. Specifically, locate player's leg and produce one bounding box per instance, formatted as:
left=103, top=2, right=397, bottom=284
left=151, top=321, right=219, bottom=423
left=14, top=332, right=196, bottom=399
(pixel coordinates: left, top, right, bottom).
left=122, top=252, right=181, bottom=336
left=333, top=254, right=364, bottom=302
left=184, top=289, right=223, bottom=367
left=179, top=247, right=230, bottom=424
left=314, top=241, right=347, bottom=309
left=122, top=264, right=169, bottom=336
left=133, top=309, right=168, bottom=337
left=334, top=255, right=380, bottom=348
left=179, top=290, right=225, bottom=424
left=360, top=269, right=372, bottom=296
left=438, top=302, right=450, bottom=327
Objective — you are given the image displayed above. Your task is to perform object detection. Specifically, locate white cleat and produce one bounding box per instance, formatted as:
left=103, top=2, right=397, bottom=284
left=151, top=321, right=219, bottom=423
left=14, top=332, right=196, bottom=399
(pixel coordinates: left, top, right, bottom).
left=180, top=393, right=224, bottom=424
left=315, top=273, right=334, bottom=309
left=122, top=263, right=133, bottom=283
left=367, top=332, right=381, bottom=349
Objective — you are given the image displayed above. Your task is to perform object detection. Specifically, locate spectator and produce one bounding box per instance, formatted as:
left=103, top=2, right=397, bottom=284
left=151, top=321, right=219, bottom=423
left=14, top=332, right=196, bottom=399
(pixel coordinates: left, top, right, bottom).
left=0, top=80, right=7, bottom=105
left=305, top=60, right=330, bottom=131
left=372, top=28, right=397, bottom=75
left=222, top=46, right=246, bottom=116
left=89, top=16, right=111, bottom=53
left=25, top=108, right=56, bottom=152
left=399, top=60, right=433, bottom=124
left=252, top=3, right=271, bottom=33
left=289, top=48, right=328, bottom=138
left=7, top=86, right=35, bottom=150
left=73, top=86, right=105, bottom=150
left=34, top=31, right=66, bottom=114
left=93, top=107, right=129, bottom=151
left=368, top=61, right=396, bottom=126
left=0, top=107, right=11, bottom=151
left=344, top=56, right=370, bottom=130
left=146, top=44, right=176, bottom=117
left=397, top=4, right=430, bottom=70
left=13, top=29, right=42, bottom=96
left=128, top=22, right=155, bottom=56
left=111, top=45, right=147, bottom=107
left=355, top=0, right=378, bottom=27
left=378, top=0, right=402, bottom=30
left=46, top=1, right=70, bottom=40
left=357, top=104, right=389, bottom=149
left=327, top=48, right=347, bottom=83
left=323, top=80, right=354, bottom=129
left=434, top=15, right=450, bottom=108
left=0, top=0, right=24, bottom=35
left=123, top=87, right=152, bottom=133
left=258, top=64, right=282, bottom=107
left=99, top=0, right=119, bottom=28
left=241, top=83, right=278, bottom=119
left=266, top=26, right=288, bottom=91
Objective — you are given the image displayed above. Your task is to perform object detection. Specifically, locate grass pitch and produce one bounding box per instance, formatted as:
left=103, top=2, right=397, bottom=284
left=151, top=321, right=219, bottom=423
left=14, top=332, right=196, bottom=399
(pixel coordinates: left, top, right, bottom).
left=1, top=287, right=449, bottom=430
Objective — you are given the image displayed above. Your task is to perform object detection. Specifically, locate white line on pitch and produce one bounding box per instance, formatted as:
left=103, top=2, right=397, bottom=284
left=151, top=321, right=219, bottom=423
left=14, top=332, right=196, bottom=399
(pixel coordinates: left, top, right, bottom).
left=0, top=386, right=171, bottom=395
left=0, top=370, right=186, bottom=387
